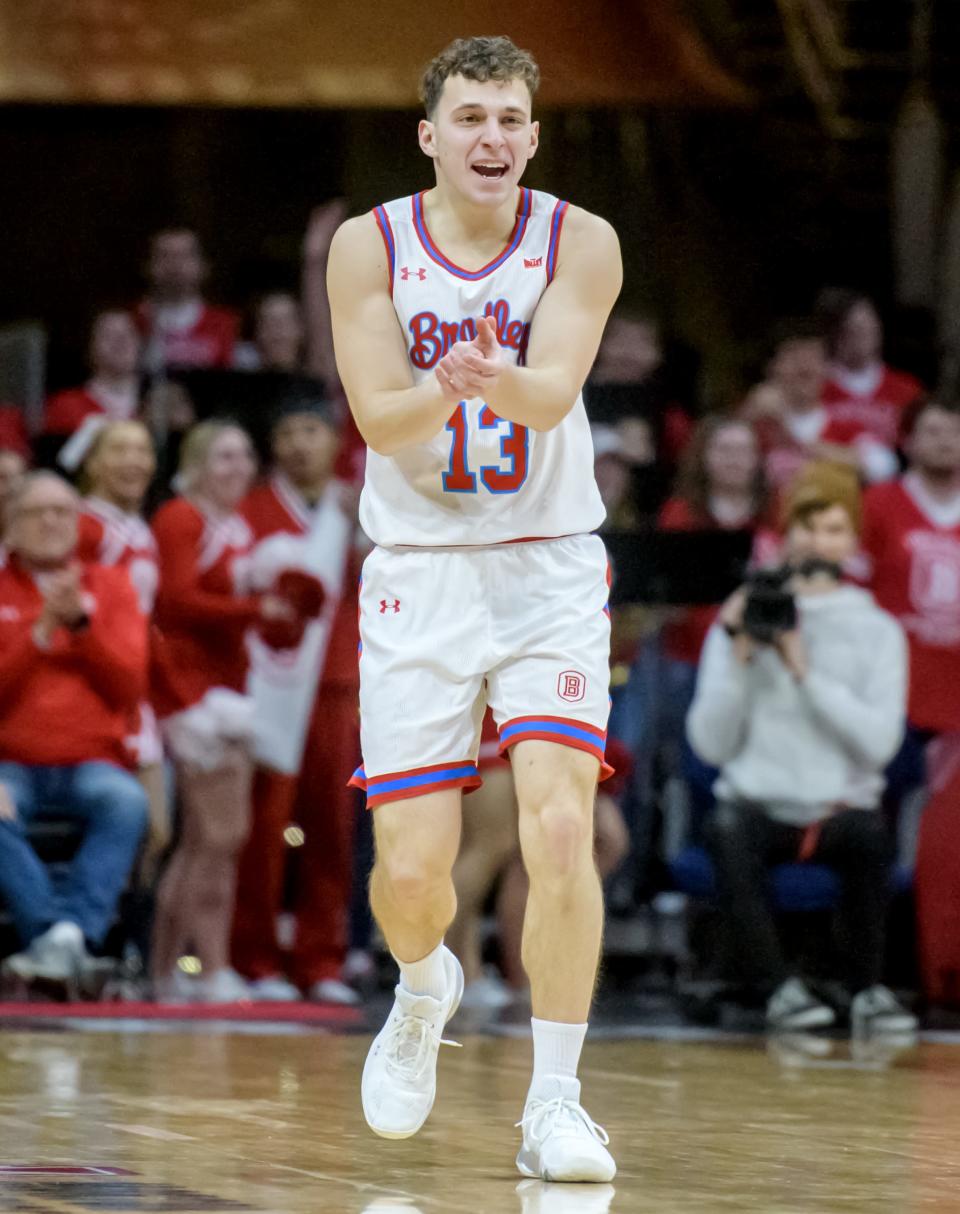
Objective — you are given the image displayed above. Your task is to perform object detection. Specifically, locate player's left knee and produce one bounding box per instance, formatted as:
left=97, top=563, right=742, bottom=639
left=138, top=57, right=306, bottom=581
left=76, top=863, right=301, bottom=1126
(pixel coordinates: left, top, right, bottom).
left=522, top=800, right=594, bottom=883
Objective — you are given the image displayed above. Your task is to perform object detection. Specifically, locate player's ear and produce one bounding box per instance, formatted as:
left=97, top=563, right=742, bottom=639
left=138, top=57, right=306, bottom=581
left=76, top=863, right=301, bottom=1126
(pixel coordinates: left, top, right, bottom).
left=418, top=119, right=438, bottom=160
left=527, top=120, right=540, bottom=161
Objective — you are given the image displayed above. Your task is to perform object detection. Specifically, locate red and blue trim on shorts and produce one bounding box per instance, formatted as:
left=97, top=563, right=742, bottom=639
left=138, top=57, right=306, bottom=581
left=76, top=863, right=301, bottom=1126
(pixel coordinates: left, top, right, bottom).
left=498, top=715, right=614, bottom=781
left=350, top=760, right=481, bottom=809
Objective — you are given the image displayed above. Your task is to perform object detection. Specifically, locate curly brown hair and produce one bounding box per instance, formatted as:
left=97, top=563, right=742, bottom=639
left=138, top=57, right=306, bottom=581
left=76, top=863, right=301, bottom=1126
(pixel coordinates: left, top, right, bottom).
left=419, top=36, right=540, bottom=117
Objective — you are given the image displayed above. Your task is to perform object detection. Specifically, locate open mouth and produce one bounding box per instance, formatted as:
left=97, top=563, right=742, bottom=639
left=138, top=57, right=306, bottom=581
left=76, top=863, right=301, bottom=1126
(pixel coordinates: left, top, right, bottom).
left=472, top=163, right=508, bottom=180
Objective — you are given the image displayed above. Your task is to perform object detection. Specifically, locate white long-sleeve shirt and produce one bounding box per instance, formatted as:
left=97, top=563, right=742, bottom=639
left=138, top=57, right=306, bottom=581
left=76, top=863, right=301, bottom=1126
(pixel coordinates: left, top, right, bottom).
left=686, top=585, right=907, bottom=825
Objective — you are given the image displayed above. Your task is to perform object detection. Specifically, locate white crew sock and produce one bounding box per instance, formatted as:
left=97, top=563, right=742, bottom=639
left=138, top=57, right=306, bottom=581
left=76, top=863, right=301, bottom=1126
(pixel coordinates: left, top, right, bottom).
left=396, top=942, right=449, bottom=1001
left=528, top=1017, right=588, bottom=1101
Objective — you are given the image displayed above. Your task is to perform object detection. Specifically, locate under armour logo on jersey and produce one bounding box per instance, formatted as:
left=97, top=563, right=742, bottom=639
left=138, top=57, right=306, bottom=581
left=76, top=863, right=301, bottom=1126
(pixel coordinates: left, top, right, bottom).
left=524, top=256, right=543, bottom=268
left=379, top=599, right=401, bottom=614
left=400, top=266, right=427, bottom=281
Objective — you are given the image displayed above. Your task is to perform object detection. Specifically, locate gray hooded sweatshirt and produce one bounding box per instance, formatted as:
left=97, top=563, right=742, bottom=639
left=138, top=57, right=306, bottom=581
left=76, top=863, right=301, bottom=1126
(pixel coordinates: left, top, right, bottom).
left=686, top=585, right=907, bottom=826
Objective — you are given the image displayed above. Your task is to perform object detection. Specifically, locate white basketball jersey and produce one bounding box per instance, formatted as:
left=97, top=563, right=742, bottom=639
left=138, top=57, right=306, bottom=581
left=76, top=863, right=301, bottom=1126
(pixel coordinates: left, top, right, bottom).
left=359, top=188, right=605, bottom=547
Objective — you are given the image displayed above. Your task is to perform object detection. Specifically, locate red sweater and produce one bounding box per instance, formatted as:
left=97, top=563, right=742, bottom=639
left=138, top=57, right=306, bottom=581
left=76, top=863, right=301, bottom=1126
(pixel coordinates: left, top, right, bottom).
left=151, top=498, right=258, bottom=717
left=0, top=558, right=147, bottom=768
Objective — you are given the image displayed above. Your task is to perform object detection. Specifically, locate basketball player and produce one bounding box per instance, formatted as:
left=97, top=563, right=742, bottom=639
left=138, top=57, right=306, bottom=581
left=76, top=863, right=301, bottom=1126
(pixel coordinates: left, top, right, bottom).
left=328, top=36, right=622, bottom=1181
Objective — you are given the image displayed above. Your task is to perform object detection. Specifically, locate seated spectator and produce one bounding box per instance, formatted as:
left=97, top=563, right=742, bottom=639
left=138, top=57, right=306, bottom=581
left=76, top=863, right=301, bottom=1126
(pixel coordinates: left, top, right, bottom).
left=592, top=424, right=645, bottom=533
left=44, top=310, right=142, bottom=437
left=659, top=415, right=777, bottom=673
left=687, top=463, right=916, bottom=1035
left=233, top=396, right=361, bottom=1005
left=135, top=229, right=239, bottom=373
left=587, top=312, right=695, bottom=518
left=861, top=399, right=960, bottom=740
left=743, top=321, right=897, bottom=489
left=234, top=292, right=306, bottom=373
left=0, top=472, right=148, bottom=991
left=817, top=289, right=924, bottom=447
left=75, top=421, right=168, bottom=894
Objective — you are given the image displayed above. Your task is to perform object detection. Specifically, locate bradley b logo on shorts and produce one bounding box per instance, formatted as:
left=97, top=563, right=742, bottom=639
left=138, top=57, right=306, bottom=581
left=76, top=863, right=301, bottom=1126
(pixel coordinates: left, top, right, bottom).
left=558, top=670, right=586, bottom=703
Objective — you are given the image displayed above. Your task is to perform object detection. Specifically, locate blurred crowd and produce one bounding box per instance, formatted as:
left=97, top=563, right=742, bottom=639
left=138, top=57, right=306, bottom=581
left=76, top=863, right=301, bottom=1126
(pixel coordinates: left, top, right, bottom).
left=1, top=206, right=957, bottom=1037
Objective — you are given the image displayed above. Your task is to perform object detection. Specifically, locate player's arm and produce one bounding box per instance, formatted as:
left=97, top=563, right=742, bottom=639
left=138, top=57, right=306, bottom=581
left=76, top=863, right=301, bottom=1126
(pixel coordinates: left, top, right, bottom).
left=478, top=207, right=621, bottom=431
left=327, top=214, right=457, bottom=456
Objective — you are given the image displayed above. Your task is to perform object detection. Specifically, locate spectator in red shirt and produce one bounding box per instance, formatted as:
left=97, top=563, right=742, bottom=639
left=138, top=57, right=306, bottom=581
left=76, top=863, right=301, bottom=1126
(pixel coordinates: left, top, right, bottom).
left=233, top=396, right=362, bottom=1004
left=861, top=399, right=960, bottom=737
left=0, top=472, right=148, bottom=992
left=135, top=229, right=239, bottom=373
left=44, top=310, right=143, bottom=438
left=817, top=289, right=924, bottom=448
left=743, top=321, right=897, bottom=489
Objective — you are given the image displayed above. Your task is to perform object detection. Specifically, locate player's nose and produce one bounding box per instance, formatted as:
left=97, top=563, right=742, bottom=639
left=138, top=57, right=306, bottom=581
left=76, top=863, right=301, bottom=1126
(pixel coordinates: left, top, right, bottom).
left=479, top=118, right=506, bottom=148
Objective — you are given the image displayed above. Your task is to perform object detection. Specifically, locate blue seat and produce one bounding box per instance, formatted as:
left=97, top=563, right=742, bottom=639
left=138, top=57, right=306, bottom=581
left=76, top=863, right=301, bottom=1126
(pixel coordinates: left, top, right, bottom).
left=670, top=844, right=912, bottom=912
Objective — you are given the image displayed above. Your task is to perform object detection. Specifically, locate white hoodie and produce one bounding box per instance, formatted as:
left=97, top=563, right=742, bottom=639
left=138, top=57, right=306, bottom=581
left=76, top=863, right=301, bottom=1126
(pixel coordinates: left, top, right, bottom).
left=686, top=585, right=907, bottom=825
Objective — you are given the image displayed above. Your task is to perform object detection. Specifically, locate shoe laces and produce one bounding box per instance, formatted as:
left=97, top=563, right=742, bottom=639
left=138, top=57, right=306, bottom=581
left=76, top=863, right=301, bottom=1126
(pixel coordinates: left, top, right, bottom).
left=383, top=1013, right=461, bottom=1083
left=516, top=1096, right=610, bottom=1147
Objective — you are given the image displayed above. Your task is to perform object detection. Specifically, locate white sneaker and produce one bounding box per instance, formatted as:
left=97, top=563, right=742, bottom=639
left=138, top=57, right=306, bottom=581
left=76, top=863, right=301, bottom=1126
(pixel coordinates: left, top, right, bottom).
left=249, top=975, right=302, bottom=1002
left=766, top=977, right=836, bottom=1031
left=4, top=920, right=87, bottom=984
left=850, top=985, right=918, bottom=1035
left=361, top=945, right=464, bottom=1139
left=309, top=978, right=361, bottom=1006
left=516, top=1178, right=616, bottom=1212
left=460, top=969, right=513, bottom=1011
left=195, top=967, right=251, bottom=1004
left=516, top=1076, right=616, bottom=1183
left=153, top=968, right=197, bottom=1004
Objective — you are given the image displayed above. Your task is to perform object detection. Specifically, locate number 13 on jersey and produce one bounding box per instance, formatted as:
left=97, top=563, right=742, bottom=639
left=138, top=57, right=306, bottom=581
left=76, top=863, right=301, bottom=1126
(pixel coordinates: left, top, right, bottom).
left=442, top=402, right=529, bottom=495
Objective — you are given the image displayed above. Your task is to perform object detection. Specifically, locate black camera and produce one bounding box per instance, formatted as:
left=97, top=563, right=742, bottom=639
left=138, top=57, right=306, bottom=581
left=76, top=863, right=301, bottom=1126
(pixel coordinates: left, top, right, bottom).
left=741, top=567, right=797, bottom=644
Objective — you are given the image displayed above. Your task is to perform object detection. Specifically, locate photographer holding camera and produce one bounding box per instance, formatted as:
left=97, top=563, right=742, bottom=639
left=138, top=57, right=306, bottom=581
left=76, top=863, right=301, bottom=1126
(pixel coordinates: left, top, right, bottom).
left=686, top=463, right=916, bottom=1034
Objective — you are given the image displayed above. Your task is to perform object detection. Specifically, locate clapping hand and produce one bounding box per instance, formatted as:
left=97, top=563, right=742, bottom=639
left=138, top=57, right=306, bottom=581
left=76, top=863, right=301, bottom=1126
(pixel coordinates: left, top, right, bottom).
left=435, top=315, right=503, bottom=402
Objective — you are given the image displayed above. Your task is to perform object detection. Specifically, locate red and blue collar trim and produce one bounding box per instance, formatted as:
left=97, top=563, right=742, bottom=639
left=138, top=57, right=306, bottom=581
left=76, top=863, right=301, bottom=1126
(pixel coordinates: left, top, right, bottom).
left=412, top=188, right=533, bottom=280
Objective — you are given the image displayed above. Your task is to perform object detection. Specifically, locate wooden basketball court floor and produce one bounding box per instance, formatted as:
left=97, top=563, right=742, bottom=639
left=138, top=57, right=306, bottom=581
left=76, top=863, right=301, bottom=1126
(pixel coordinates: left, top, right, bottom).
left=0, top=1013, right=959, bottom=1214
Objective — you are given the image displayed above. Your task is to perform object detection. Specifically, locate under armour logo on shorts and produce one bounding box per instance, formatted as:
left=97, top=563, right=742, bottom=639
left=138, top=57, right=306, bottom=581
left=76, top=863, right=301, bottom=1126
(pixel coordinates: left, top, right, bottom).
left=379, top=599, right=401, bottom=614
left=558, top=670, right=586, bottom=702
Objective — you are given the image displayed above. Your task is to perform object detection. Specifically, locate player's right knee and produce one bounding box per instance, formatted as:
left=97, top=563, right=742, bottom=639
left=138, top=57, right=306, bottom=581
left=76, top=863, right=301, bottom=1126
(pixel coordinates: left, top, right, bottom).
left=379, top=853, right=452, bottom=908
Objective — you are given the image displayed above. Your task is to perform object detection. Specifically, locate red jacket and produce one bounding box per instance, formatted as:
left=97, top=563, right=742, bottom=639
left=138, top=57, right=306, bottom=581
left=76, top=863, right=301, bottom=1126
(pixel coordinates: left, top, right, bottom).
left=151, top=498, right=258, bottom=717
left=0, top=557, right=147, bottom=768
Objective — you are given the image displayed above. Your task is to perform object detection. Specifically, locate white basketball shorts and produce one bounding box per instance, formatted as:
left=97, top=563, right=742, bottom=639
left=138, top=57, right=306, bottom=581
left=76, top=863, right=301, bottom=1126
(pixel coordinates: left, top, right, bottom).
left=349, top=534, right=613, bottom=808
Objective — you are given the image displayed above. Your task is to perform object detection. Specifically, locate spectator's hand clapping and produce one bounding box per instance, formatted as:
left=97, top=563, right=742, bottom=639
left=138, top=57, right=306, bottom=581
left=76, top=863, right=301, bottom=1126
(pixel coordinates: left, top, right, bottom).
left=40, top=566, right=87, bottom=629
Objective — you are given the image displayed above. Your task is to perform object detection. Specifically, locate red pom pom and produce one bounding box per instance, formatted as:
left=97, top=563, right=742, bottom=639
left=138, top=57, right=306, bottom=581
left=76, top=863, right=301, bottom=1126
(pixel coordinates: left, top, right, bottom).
left=274, top=569, right=326, bottom=619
